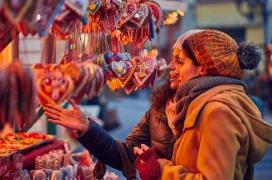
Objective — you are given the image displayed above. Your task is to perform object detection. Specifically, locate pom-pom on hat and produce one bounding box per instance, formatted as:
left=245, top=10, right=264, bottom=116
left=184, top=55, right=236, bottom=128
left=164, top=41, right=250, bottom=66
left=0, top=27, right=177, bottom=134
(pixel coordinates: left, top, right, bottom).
left=173, top=29, right=262, bottom=79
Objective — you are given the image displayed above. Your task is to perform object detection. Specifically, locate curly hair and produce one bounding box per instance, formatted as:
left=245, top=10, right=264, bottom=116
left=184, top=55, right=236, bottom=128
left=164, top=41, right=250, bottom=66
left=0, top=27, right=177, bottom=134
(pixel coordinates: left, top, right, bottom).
left=150, top=80, right=175, bottom=111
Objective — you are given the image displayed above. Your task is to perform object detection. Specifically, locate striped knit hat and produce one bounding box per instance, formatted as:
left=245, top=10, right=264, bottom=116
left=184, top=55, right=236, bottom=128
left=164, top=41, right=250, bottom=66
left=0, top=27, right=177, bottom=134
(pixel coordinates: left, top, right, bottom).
left=173, top=29, right=261, bottom=79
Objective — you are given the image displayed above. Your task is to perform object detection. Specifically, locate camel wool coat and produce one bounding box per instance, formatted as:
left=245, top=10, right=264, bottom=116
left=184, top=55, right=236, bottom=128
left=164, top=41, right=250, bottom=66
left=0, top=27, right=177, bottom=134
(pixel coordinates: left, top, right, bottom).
left=160, top=85, right=272, bottom=180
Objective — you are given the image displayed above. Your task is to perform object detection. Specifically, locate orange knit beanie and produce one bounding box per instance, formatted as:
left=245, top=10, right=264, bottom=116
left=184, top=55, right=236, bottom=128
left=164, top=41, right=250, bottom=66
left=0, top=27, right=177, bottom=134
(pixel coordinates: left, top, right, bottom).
left=173, top=29, right=262, bottom=79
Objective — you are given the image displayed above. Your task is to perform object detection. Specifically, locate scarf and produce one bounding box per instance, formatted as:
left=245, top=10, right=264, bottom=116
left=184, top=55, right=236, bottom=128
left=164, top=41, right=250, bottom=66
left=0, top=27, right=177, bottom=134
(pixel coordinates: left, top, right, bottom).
left=165, top=76, right=247, bottom=137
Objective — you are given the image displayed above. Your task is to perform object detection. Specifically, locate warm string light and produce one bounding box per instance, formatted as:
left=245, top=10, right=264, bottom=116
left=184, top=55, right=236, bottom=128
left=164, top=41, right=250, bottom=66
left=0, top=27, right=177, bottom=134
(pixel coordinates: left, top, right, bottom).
left=163, top=10, right=184, bottom=26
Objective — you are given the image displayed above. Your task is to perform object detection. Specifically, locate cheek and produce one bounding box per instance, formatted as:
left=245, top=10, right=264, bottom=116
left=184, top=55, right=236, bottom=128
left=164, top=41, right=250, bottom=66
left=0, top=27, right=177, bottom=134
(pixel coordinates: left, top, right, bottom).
left=177, top=67, right=189, bottom=81
left=177, top=66, right=199, bottom=82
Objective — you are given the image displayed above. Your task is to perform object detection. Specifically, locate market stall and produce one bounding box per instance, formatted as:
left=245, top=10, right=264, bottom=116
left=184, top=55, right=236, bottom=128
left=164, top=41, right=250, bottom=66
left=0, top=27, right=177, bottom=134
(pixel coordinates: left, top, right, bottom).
left=0, top=0, right=177, bottom=179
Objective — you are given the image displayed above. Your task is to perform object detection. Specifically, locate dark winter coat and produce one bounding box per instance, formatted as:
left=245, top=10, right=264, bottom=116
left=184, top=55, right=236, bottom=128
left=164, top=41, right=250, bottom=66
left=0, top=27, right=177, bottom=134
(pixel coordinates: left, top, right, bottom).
left=77, top=98, right=175, bottom=179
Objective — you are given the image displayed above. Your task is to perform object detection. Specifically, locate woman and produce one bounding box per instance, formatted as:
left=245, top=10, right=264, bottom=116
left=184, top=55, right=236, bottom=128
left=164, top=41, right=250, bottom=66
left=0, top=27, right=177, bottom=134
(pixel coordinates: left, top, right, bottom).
left=134, top=29, right=272, bottom=180
left=43, top=79, right=176, bottom=179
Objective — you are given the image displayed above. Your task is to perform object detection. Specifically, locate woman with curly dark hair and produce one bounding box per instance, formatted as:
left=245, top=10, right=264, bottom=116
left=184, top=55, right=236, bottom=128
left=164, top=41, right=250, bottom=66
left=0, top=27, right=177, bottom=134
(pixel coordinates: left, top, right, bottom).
left=43, top=75, right=177, bottom=179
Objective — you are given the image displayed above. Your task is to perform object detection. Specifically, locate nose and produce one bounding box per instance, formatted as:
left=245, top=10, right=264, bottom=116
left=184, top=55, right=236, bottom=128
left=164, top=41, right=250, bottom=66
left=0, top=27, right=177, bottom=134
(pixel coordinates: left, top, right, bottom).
left=168, top=60, right=174, bottom=70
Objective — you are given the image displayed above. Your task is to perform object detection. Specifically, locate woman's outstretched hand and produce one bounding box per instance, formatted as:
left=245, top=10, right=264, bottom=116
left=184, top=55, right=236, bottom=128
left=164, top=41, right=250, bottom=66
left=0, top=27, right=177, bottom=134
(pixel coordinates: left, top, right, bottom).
left=43, top=99, right=89, bottom=134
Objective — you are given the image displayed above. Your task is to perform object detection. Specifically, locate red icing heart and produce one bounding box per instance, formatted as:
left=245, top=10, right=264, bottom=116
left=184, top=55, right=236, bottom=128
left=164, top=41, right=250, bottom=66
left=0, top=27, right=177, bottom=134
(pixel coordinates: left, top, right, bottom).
left=37, top=71, right=74, bottom=106
left=132, top=56, right=156, bottom=87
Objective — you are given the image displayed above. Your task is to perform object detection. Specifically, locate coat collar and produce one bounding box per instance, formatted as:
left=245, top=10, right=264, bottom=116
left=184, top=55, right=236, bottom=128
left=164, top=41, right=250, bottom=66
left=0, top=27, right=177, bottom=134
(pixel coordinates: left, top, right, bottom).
left=183, top=84, right=245, bottom=131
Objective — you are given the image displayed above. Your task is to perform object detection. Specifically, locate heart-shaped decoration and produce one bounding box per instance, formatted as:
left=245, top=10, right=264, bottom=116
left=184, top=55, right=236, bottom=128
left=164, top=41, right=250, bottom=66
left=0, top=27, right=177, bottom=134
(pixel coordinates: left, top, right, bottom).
left=118, top=3, right=137, bottom=28
left=37, top=71, right=74, bottom=106
left=128, top=4, right=150, bottom=28
left=123, top=79, right=137, bottom=95
left=132, top=56, right=156, bottom=87
left=111, top=60, right=128, bottom=78
left=111, top=59, right=136, bottom=86
left=107, top=59, right=136, bottom=89
left=88, top=0, right=101, bottom=15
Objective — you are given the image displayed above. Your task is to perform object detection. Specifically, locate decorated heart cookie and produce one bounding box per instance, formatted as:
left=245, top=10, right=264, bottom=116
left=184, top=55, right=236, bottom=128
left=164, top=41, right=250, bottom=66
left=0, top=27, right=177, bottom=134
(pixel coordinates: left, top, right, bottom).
left=132, top=56, right=156, bottom=87
left=37, top=71, right=74, bottom=106
left=128, top=4, right=150, bottom=28
left=111, top=60, right=128, bottom=78
left=110, top=59, right=136, bottom=87
left=123, top=79, right=137, bottom=95
left=118, top=3, right=137, bottom=27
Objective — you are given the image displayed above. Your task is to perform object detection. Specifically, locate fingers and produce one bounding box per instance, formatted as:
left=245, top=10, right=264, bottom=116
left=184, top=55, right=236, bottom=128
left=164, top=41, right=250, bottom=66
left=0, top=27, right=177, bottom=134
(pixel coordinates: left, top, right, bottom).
left=141, top=144, right=149, bottom=151
left=134, top=144, right=150, bottom=156
left=48, top=119, right=64, bottom=126
left=134, top=147, right=144, bottom=156
left=44, top=112, right=61, bottom=121
left=46, top=103, right=63, bottom=112
left=43, top=106, right=62, bottom=116
left=68, top=98, right=78, bottom=110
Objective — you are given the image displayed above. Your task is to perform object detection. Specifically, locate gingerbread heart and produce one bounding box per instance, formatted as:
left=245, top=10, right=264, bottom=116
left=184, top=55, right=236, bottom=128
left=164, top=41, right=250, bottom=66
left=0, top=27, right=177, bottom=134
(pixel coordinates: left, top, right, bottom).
left=37, top=71, right=74, bottom=106
left=128, top=4, right=150, bottom=28
left=111, top=59, right=136, bottom=86
left=88, top=0, right=101, bottom=15
left=106, top=59, right=136, bottom=89
left=110, top=60, right=128, bottom=78
left=132, top=56, right=156, bottom=87
left=118, top=3, right=137, bottom=28
left=123, top=79, right=137, bottom=95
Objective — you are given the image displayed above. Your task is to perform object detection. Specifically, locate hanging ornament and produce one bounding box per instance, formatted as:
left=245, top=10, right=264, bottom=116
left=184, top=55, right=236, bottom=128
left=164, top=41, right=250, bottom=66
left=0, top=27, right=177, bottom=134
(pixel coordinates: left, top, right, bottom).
left=88, top=0, right=101, bottom=15
left=37, top=70, right=74, bottom=106
left=132, top=56, right=156, bottom=87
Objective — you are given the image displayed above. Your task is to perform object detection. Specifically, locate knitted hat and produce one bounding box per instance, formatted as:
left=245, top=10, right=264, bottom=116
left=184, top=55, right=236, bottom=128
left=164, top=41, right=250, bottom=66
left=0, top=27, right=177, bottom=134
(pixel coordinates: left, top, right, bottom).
left=173, top=29, right=262, bottom=79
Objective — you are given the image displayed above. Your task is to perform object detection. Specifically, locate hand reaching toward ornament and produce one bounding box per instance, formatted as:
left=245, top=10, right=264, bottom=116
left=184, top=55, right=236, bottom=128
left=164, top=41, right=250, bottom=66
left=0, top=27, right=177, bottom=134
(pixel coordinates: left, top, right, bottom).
left=43, top=99, right=89, bottom=135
